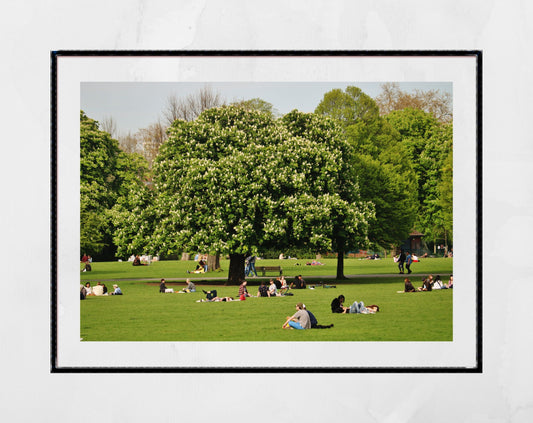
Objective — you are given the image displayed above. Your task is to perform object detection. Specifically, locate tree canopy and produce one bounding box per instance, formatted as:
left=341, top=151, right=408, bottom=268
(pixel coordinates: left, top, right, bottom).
left=315, top=86, right=380, bottom=126
left=141, top=106, right=373, bottom=283
left=315, top=87, right=419, bottom=252
left=385, top=108, right=453, bottom=246
left=230, top=97, right=279, bottom=117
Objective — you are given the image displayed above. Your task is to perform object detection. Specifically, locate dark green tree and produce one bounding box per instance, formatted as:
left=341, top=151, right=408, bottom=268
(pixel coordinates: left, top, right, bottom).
left=80, top=111, right=150, bottom=259
left=315, top=87, right=418, bottom=255
left=385, top=108, right=453, bottom=248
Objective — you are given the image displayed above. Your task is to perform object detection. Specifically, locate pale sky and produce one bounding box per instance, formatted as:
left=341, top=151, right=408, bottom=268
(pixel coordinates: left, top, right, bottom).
left=81, top=81, right=452, bottom=136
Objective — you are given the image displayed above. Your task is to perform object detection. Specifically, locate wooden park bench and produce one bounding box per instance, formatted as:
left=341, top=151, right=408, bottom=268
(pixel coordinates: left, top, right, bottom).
left=256, top=266, right=283, bottom=276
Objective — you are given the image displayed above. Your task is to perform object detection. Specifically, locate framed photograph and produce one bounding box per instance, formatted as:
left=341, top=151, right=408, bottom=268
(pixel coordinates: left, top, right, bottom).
left=51, top=51, right=481, bottom=372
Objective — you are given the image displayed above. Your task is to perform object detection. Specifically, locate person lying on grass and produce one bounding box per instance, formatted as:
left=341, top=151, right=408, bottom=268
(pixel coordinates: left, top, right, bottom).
left=282, top=303, right=311, bottom=330
left=199, top=289, right=237, bottom=302
left=348, top=301, right=379, bottom=314
left=331, top=295, right=379, bottom=314
left=198, top=296, right=235, bottom=302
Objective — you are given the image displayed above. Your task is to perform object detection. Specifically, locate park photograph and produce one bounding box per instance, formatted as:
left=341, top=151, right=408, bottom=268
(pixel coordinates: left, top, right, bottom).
left=53, top=52, right=479, bottom=370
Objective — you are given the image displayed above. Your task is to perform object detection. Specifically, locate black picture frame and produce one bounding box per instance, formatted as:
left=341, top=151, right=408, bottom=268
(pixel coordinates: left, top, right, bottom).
left=51, top=50, right=482, bottom=373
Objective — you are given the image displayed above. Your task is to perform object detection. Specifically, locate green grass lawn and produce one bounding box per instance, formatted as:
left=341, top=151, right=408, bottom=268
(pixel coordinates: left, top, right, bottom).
left=80, top=276, right=453, bottom=342
left=80, top=257, right=453, bottom=282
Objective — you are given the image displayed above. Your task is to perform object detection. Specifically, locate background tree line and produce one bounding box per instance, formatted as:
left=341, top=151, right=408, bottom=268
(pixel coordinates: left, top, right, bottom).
left=80, top=83, right=452, bottom=282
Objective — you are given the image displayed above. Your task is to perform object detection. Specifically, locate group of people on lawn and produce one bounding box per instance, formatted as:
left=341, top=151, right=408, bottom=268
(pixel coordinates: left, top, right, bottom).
left=282, top=296, right=380, bottom=330
left=241, top=275, right=306, bottom=299
left=403, top=274, right=453, bottom=292
left=80, top=281, right=122, bottom=299
left=394, top=250, right=418, bottom=274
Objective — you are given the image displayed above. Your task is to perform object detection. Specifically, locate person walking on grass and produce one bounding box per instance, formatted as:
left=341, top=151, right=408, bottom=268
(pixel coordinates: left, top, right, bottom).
left=282, top=303, right=311, bottom=330
left=398, top=249, right=406, bottom=274
left=405, top=251, right=413, bottom=274
left=246, top=255, right=258, bottom=277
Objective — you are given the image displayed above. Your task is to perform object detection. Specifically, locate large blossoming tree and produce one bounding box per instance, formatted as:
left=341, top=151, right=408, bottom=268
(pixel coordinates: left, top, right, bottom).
left=139, top=106, right=373, bottom=284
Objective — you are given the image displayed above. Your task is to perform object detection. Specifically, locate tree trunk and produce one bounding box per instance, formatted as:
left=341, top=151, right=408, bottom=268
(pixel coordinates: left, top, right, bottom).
left=336, top=250, right=347, bottom=280
left=207, top=253, right=220, bottom=271
left=227, top=253, right=245, bottom=285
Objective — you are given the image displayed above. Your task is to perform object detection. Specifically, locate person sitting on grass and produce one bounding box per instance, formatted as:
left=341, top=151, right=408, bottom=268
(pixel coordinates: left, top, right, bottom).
left=282, top=303, right=311, bottom=330
left=257, top=281, right=269, bottom=298
left=279, top=276, right=289, bottom=295
left=331, top=295, right=349, bottom=313
left=302, top=304, right=334, bottom=329
left=110, top=284, right=123, bottom=295
left=432, top=275, right=447, bottom=290
left=177, top=279, right=196, bottom=293
left=404, top=278, right=417, bottom=293
left=92, top=282, right=104, bottom=296
left=188, top=259, right=206, bottom=274
left=268, top=279, right=280, bottom=297
left=238, top=280, right=251, bottom=300
left=84, top=282, right=94, bottom=296
left=446, top=275, right=454, bottom=289
left=290, top=275, right=306, bottom=289
left=132, top=255, right=146, bottom=266
left=418, top=275, right=433, bottom=291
